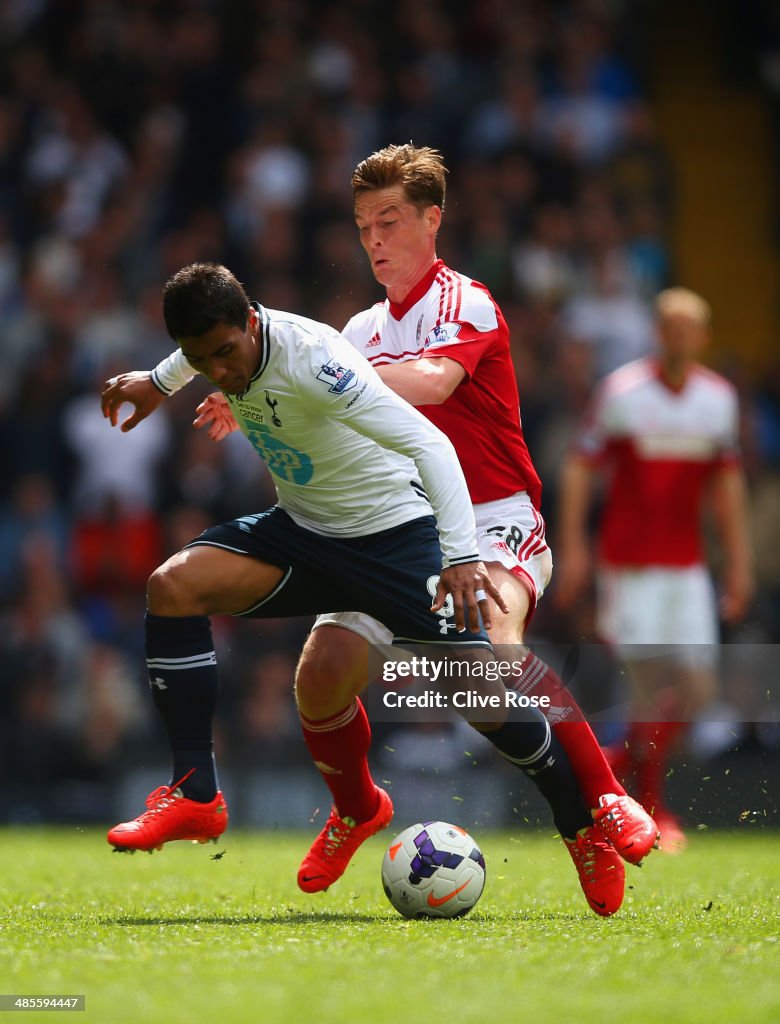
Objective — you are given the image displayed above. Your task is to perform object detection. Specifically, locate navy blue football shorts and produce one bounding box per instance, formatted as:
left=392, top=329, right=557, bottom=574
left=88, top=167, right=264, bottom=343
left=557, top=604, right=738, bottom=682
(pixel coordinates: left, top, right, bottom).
left=185, top=507, right=490, bottom=648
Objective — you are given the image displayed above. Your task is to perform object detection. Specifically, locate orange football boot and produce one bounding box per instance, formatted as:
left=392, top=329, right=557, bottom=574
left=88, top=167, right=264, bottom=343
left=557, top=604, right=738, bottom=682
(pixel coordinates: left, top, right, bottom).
left=594, top=793, right=660, bottom=865
left=298, top=787, right=393, bottom=892
left=563, top=825, right=626, bottom=916
left=108, top=771, right=228, bottom=853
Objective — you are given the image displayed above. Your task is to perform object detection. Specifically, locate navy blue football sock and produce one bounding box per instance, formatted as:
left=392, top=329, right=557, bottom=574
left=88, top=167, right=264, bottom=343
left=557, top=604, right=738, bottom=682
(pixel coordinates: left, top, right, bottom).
left=479, top=713, right=592, bottom=839
left=145, top=612, right=219, bottom=802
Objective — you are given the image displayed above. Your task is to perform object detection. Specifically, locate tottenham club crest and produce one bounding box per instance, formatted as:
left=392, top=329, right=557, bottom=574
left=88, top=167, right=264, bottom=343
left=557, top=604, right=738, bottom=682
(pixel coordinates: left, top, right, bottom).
left=264, top=391, right=282, bottom=426
left=317, top=359, right=357, bottom=394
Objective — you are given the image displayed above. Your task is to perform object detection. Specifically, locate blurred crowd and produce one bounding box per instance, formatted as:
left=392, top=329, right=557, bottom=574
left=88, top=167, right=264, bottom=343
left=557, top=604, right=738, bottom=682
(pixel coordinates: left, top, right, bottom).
left=1, top=0, right=778, bottom=823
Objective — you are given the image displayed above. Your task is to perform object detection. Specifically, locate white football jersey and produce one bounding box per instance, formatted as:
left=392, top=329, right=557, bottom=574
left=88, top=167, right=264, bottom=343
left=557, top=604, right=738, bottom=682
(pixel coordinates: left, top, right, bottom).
left=150, top=304, right=478, bottom=565
left=576, top=356, right=740, bottom=566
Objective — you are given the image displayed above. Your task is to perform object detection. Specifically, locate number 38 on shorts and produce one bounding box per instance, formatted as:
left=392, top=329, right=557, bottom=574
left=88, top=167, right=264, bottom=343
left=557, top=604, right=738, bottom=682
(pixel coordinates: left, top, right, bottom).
left=426, top=575, right=457, bottom=635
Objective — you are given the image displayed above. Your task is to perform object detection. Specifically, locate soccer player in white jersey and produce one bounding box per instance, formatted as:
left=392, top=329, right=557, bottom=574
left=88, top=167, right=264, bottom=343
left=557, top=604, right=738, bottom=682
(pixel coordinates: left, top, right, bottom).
left=111, top=148, right=660, bottom=916
left=103, top=261, right=615, bottom=898
left=556, top=287, right=753, bottom=849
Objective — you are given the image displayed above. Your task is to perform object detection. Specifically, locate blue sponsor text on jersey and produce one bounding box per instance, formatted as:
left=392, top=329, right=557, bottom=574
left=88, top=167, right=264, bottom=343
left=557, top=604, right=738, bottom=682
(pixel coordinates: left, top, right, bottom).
left=245, top=425, right=313, bottom=484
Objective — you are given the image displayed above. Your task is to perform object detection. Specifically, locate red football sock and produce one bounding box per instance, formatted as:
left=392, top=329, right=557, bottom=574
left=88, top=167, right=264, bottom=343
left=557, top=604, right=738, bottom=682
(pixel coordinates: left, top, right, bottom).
left=512, top=651, right=626, bottom=807
left=627, top=720, right=688, bottom=814
left=555, top=721, right=626, bottom=806
left=300, top=698, right=379, bottom=823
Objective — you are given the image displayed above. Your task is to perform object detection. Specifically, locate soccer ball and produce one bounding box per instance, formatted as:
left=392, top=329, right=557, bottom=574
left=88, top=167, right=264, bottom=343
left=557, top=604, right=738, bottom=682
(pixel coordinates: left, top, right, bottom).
left=381, top=821, right=486, bottom=919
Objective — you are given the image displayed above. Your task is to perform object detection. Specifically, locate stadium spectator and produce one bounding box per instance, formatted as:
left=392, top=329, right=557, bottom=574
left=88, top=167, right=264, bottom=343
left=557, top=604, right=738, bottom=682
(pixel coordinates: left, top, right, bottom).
left=0, top=473, right=71, bottom=601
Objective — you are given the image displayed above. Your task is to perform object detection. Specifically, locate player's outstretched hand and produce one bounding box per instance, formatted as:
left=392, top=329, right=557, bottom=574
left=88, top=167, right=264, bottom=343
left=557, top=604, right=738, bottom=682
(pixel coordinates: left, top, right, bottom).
left=434, top=561, right=508, bottom=633
left=193, top=392, right=239, bottom=441
left=101, top=371, right=166, bottom=432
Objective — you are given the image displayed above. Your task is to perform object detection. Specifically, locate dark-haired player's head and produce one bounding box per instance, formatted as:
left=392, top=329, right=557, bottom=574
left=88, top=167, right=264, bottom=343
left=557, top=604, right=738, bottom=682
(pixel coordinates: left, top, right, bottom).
left=163, top=262, right=250, bottom=341
left=163, top=263, right=260, bottom=395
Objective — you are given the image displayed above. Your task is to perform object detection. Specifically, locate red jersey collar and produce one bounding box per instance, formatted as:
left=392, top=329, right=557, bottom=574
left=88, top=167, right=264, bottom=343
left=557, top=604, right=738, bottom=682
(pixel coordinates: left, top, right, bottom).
left=387, top=259, right=443, bottom=320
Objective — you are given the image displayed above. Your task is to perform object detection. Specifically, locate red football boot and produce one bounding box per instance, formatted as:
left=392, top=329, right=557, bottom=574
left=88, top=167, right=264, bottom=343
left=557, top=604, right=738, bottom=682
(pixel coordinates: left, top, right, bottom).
left=298, top=787, right=393, bottom=893
left=108, top=773, right=228, bottom=853
left=563, top=826, right=626, bottom=917
left=594, top=793, right=660, bottom=865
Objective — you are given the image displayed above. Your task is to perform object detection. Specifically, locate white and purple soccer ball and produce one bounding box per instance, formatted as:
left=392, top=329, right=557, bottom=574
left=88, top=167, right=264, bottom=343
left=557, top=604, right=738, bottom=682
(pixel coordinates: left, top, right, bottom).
left=381, top=821, right=486, bottom=919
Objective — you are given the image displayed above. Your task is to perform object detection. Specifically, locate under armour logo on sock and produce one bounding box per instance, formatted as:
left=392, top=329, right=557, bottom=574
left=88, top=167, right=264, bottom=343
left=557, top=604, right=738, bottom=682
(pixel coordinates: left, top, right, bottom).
left=150, top=677, right=168, bottom=690
left=314, top=760, right=343, bottom=775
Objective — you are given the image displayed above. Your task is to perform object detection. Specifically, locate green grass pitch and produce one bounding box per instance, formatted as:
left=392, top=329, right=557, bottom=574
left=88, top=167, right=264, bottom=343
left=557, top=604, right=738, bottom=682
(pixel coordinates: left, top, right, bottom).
left=1, top=828, right=778, bottom=1024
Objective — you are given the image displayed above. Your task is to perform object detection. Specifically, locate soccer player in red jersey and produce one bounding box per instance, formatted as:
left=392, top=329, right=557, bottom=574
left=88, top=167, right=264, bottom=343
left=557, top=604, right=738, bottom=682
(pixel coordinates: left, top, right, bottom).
left=291, top=146, right=658, bottom=905
left=108, top=146, right=659, bottom=914
left=556, top=287, right=754, bottom=849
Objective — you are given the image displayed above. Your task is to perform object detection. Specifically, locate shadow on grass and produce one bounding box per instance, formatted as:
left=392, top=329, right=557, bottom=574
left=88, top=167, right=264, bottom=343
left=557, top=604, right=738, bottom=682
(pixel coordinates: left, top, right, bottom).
left=100, top=909, right=584, bottom=927
left=101, top=911, right=392, bottom=927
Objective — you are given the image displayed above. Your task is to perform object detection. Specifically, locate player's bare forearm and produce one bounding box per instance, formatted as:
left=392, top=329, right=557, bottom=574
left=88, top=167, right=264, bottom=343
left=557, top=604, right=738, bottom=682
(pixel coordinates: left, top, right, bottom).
left=710, top=465, right=754, bottom=621
left=434, top=561, right=508, bottom=633
left=101, top=371, right=166, bottom=432
left=374, top=357, right=465, bottom=406
left=558, top=456, right=595, bottom=545
left=554, top=456, right=596, bottom=608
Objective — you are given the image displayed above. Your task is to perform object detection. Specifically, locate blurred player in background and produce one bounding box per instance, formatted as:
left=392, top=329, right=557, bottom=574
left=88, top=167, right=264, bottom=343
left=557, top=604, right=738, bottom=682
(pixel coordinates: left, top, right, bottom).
left=114, top=146, right=661, bottom=915
left=556, top=288, right=753, bottom=849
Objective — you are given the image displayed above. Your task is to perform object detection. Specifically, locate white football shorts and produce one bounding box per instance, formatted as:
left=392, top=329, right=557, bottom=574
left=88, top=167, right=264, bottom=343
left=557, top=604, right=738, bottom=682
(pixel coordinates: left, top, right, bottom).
left=312, top=491, right=553, bottom=645
left=597, top=564, right=719, bottom=666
